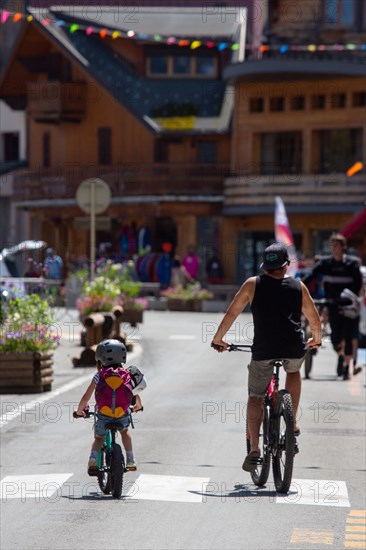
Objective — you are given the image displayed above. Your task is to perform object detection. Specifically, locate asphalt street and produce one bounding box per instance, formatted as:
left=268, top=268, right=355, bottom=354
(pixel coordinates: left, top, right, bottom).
left=0, top=309, right=365, bottom=550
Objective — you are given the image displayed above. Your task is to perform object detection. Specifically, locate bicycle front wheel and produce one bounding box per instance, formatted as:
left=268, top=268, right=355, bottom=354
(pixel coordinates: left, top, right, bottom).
left=272, top=390, right=295, bottom=494
left=111, top=443, right=124, bottom=499
left=98, top=447, right=112, bottom=495
left=246, top=401, right=271, bottom=486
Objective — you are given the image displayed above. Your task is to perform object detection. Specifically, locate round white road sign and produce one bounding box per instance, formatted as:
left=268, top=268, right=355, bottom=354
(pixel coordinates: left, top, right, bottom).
left=76, top=178, right=111, bottom=214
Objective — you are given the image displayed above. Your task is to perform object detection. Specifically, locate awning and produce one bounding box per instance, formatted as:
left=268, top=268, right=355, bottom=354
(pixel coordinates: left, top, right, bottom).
left=340, top=207, right=366, bottom=238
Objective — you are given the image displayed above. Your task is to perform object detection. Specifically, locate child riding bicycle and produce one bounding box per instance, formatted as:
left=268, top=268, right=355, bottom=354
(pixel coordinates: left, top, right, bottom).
left=75, top=339, right=146, bottom=475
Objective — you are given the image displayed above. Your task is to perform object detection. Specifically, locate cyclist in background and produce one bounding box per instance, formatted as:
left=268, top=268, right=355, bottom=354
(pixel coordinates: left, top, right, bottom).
left=302, top=233, right=363, bottom=380
left=211, top=243, right=321, bottom=472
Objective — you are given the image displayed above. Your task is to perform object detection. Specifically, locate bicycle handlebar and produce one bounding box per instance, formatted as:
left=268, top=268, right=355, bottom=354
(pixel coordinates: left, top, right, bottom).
left=211, top=342, right=252, bottom=352
left=73, top=410, right=94, bottom=419
left=73, top=405, right=144, bottom=419
left=227, top=343, right=252, bottom=352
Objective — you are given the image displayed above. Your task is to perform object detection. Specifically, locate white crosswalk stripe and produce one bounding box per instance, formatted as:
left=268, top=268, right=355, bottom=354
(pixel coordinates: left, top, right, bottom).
left=276, top=478, right=350, bottom=507
left=0, top=473, right=351, bottom=506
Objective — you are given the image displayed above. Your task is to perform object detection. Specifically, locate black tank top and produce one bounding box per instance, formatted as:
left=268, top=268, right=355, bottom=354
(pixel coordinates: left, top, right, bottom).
left=251, top=275, right=306, bottom=360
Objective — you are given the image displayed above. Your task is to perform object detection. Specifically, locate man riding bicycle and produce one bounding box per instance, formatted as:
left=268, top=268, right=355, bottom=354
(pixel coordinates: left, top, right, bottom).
left=302, top=233, right=364, bottom=380
left=211, top=243, right=322, bottom=472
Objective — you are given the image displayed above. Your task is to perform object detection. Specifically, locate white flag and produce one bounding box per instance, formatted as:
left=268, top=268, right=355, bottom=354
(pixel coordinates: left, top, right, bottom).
left=274, top=196, right=299, bottom=276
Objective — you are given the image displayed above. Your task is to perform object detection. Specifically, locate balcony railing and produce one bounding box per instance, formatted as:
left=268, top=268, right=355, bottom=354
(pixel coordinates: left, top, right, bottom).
left=11, top=163, right=230, bottom=200
left=27, top=82, right=86, bottom=123
left=224, top=173, right=366, bottom=210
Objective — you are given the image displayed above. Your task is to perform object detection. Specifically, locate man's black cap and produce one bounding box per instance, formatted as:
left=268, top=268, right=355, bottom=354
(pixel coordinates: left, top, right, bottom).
left=260, top=243, right=289, bottom=270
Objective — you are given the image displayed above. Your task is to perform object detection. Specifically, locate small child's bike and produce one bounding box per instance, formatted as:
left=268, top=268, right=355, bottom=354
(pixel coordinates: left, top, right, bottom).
left=73, top=408, right=134, bottom=499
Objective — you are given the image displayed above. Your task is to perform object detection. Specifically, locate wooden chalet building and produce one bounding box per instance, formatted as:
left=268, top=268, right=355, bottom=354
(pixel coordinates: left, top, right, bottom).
left=222, top=0, right=366, bottom=281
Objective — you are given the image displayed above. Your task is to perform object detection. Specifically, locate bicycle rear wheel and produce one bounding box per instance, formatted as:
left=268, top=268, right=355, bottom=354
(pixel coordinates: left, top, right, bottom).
left=246, top=401, right=271, bottom=486
left=272, top=390, right=295, bottom=494
left=97, top=447, right=112, bottom=495
left=111, top=443, right=124, bottom=499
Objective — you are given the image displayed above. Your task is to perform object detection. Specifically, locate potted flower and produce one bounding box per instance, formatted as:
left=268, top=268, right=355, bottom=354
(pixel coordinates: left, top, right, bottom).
left=0, top=294, right=60, bottom=393
left=119, top=280, right=147, bottom=326
left=75, top=262, right=147, bottom=349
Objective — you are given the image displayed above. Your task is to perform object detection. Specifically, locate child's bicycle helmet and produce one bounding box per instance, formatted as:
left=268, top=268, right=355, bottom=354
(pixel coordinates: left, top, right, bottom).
left=95, top=339, right=127, bottom=365
left=339, top=288, right=360, bottom=319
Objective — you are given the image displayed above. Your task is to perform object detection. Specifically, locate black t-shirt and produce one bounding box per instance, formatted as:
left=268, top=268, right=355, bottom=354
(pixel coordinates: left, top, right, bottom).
left=302, top=255, right=362, bottom=299
left=251, top=274, right=306, bottom=361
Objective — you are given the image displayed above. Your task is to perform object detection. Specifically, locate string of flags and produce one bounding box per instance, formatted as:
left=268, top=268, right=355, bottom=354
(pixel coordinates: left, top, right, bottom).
left=1, top=9, right=366, bottom=52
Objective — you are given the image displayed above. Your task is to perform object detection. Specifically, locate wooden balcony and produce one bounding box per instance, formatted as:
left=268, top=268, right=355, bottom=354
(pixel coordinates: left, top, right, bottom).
left=27, top=82, right=86, bottom=123
left=224, top=173, right=366, bottom=213
left=11, top=163, right=230, bottom=201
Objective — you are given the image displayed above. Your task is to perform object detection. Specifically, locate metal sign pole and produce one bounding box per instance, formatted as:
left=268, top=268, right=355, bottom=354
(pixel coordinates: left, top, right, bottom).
left=90, top=180, right=96, bottom=281
left=76, top=178, right=111, bottom=281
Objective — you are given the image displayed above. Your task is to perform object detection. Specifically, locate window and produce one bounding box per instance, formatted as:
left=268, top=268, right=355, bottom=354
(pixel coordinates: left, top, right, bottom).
left=353, top=92, right=366, bottom=107
left=269, top=97, right=284, bottom=112
left=198, top=141, right=217, bottom=163
left=325, top=0, right=355, bottom=25
left=290, top=96, right=305, bottom=110
left=147, top=54, right=217, bottom=78
left=249, top=98, right=264, bottom=113
left=173, top=56, right=190, bottom=75
left=150, top=55, right=168, bottom=74
left=318, top=128, right=363, bottom=173
left=43, top=132, right=50, bottom=167
left=3, top=132, right=19, bottom=162
left=260, top=132, right=302, bottom=174
left=331, top=93, right=346, bottom=108
left=312, top=95, right=326, bottom=109
left=98, top=127, right=111, bottom=165
left=196, top=57, right=215, bottom=76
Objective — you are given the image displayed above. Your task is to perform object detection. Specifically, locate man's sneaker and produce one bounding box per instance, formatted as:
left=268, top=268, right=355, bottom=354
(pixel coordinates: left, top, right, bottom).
left=242, top=451, right=260, bottom=472
left=337, top=355, right=344, bottom=376
left=353, top=365, right=362, bottom=376
left=126, top=459, right=137, bottom=471
left=87, top=458, right=98, bottom=476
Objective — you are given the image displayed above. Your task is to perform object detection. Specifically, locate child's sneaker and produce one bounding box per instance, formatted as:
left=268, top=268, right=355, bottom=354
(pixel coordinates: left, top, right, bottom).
left=126, top=459, right=137, bottom=471
left=87, top=458, right=98, bottom=476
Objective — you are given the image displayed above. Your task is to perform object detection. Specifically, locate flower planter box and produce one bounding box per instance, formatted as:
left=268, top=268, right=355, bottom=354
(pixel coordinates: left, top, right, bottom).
left=0, top=351, right=54, bottom=393
left=119, top=308, right=144, bottom=327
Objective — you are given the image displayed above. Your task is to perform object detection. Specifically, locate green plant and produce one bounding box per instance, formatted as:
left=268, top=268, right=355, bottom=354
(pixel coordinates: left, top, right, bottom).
left=77, top=275, right=122, bottom=315
left=76, top=261, right=145, bottom=315
left=0, top=294, right=60, bottom=353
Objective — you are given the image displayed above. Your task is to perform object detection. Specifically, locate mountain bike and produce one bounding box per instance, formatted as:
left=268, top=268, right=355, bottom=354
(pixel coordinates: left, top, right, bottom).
left=228, top=344, right=298, bottom=494
left=73, top=408, right=133, bottom=499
